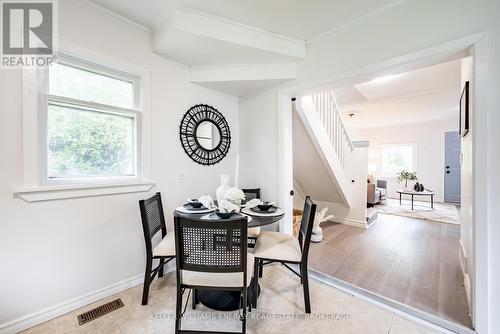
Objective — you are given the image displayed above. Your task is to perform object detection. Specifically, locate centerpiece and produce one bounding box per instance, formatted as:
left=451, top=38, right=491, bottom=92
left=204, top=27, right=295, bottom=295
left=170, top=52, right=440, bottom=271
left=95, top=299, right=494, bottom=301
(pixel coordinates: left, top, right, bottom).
left=397, top=170, right=418, bottom=189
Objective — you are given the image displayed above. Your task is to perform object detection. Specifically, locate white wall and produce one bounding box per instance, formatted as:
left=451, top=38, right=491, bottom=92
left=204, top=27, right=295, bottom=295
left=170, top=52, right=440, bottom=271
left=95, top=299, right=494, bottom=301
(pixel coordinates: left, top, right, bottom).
left=486, top=6, right=500, bottom=331
left=313, top=144, right=369, bottom=227
left=357, top=118, right=458, bottom=203
left=238, top=1, right=499, bottom=332
left=0, top=0, right=239, bottom=331
left=238, top=89, right=278, bottom=202
left=459, top=57, right=474, bottom=312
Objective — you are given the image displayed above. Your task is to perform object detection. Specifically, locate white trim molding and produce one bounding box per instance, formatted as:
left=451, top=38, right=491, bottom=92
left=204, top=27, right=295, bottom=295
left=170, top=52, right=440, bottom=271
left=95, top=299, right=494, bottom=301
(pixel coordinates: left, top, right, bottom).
left=330, top=216, right=367, bottom=229
left=17, top=42, right=153, bottom=201
left=0, top=274, right=144, bottom=334
left=13, top=180, right=155, bottom=202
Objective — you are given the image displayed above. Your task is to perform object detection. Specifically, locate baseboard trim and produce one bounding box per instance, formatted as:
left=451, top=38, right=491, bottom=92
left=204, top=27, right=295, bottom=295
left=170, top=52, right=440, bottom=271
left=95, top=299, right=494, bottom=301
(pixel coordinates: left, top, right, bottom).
left=0, top=274, right=145, bottom=334
left=463, top=273, right=472, bottom=316
left=331, top=217, right=367, bottom=229
left=458, top=239, right=472, bottom=315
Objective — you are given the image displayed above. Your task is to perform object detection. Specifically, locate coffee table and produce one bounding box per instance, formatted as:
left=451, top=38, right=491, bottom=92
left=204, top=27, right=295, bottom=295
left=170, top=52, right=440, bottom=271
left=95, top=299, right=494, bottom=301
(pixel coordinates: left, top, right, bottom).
left=396, top=189, right=435, bottom=210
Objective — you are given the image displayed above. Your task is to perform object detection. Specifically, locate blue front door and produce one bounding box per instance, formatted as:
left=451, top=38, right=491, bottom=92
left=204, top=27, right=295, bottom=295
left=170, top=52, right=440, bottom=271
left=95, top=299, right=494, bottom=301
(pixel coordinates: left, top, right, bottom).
left=444, top=131, right=461, bottom=203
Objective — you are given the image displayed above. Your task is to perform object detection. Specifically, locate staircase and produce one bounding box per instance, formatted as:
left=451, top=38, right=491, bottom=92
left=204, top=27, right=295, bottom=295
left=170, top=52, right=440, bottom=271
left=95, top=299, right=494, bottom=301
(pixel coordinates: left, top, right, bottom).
left=294, top=90, right=368, bottom=227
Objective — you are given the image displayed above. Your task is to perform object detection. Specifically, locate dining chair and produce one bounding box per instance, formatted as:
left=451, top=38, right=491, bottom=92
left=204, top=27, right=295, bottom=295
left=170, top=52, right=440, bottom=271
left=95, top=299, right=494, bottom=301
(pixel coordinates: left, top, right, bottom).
left=242, top=188, right=261, bottom=201
left=242, top=188, right=261, bottom=243
left=174, top=213, right=254, bottom=334
left=139, top=192, right=176, bottom=305
left=252, top=196, right=316, bottom=313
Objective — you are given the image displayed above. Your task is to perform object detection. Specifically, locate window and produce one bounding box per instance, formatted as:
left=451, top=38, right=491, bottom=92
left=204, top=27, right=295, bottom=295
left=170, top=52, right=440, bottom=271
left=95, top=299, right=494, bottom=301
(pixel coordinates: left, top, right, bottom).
left=43, top=57, right=141, bottom=182
left=381, top=144, right=415, bottom=174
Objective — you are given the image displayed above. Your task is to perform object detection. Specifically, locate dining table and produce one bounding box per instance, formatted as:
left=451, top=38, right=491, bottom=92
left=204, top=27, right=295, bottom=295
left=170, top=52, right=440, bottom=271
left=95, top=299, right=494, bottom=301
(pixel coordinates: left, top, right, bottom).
left=175, top=206, right=284, bottom=311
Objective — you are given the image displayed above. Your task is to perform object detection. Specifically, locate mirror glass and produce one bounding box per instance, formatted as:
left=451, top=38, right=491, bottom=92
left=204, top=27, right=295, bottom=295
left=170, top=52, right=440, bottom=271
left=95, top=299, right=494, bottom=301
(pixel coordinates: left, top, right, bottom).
left=196, top=121, right=221, bottom=150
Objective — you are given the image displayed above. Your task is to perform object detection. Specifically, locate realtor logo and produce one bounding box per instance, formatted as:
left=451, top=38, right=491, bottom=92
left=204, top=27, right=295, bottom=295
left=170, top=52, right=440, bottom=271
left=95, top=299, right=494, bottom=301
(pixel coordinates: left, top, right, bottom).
left=1, top=0, right=57, bottom=67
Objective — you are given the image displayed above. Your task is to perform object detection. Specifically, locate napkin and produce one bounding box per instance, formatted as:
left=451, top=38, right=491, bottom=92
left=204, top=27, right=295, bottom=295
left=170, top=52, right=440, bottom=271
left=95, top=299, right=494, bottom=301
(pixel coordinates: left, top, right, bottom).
left=218, top=199, right=241, bottom=213
left=198, top=195, right=216, bottom=210
left=245, top=198, right=263, bottom=209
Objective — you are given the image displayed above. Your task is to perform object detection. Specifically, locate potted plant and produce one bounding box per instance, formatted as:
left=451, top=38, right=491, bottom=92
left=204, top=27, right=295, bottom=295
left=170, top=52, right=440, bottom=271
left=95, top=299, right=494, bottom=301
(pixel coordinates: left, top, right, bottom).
left=397, top=170, right=418, bottom=189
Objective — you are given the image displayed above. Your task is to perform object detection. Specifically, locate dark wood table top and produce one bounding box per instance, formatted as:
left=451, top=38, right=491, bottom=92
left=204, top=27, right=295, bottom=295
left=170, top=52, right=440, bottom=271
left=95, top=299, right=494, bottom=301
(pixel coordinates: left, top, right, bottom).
left=175, top=210, right=284, bottom=228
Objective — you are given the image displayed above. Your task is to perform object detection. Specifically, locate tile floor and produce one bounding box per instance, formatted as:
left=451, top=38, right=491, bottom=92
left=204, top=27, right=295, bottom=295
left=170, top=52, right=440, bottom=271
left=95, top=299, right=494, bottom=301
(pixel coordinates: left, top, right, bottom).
left=21, top=265, right=446, bottom=334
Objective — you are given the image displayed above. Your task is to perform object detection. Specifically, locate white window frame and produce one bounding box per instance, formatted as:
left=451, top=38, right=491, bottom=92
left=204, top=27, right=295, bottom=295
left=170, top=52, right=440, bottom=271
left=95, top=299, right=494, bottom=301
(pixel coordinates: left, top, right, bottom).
left=379, top=143, right=418, bottom=177
left=40, top=54, right=142, bottom=185
left=15, top=46, right=153, bottom=201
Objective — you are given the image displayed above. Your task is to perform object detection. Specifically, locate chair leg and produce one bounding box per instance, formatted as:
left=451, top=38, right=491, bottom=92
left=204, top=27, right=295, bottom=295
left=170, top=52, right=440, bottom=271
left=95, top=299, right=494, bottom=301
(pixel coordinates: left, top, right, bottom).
left=192, top=289, right=196, bottom=310
left=248, top=286, right=252, bottom=312
left=175, top=285, right=183, bottom=333
left=158, top=258, right=165, bottom=278
left=253, top=259, right=259, bottom=308
left=141, top=259, right=152, bottom=305
left=299, top=264, right=303, bottom=284
left=300, top=263, right=311, bottom=314
left=241, top=288, right=247, bottom=334
left=259, top=260, right=263, bottom=278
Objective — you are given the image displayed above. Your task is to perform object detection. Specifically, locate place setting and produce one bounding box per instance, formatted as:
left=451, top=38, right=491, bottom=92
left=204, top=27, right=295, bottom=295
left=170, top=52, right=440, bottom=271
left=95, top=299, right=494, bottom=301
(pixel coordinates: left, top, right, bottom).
left=242, top=199, right=284, bottom=217
left=174, top=196, right=216, bottom=214
left=175, top=191, right=253, bottom=222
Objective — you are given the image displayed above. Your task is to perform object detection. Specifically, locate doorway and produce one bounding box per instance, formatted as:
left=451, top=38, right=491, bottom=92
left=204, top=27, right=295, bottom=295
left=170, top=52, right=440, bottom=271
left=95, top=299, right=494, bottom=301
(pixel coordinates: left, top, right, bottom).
left=278, top=34, right=490, bottom=333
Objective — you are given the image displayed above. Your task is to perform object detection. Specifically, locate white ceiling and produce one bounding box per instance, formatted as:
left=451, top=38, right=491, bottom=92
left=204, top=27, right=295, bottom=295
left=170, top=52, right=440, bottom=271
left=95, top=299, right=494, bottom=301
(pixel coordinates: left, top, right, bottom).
left=195, top=79, right=291, bottom=97
left=90, top=0, right=398, bottom=40
left=335, top=59, right=462, bottom=128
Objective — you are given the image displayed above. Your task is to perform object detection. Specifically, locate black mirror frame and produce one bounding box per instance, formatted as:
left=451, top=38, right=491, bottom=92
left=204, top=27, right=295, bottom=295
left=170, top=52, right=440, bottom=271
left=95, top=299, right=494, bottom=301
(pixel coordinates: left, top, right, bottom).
left=179, top=104, right=231, bottom=166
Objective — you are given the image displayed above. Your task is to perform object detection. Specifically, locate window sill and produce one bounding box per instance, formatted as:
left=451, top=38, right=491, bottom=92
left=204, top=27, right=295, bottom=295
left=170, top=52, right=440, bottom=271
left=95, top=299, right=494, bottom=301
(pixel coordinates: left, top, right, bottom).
left=13, top=180, right=156, bottom=202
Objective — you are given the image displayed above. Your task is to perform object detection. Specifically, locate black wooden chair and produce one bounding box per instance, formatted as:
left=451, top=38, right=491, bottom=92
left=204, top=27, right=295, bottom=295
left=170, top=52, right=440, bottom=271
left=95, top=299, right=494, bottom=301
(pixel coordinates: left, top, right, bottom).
left=252, top=196, right=316, bottom=313
left=242, top=188, right=261, bottom=242
left=242, top=188, right=261, bottom=202
left=139, top=192, right=175, bottom=305
left=174, top=213, right=254, bottom=334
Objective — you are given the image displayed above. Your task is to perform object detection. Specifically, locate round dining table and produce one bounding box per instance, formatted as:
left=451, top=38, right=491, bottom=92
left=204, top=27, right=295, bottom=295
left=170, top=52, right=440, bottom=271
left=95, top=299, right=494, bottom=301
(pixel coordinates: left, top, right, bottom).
left=175, top=209, right=284, bottom=311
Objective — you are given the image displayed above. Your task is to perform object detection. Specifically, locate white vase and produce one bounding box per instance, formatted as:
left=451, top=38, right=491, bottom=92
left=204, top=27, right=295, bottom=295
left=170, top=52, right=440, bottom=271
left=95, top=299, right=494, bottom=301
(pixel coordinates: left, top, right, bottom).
left=311, top=226, right=323, bottom=243
left=229, top=199, right=242, bottom=206
left=216, top=175, right=231, bottom=204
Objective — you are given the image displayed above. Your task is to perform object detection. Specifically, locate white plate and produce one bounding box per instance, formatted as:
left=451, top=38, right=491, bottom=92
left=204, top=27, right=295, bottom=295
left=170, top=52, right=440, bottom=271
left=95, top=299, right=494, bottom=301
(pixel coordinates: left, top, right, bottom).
left=241, top=207, right=284, bottom=217
left=175, top=206, right=214, bottom=214
left=201, top=213, right=252, bottom=223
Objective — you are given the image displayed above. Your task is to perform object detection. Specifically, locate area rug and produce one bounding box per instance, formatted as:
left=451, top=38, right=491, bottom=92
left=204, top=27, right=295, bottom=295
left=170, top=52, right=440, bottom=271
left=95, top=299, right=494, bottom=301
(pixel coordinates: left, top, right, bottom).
left=375, top=198, right=460, bottom=225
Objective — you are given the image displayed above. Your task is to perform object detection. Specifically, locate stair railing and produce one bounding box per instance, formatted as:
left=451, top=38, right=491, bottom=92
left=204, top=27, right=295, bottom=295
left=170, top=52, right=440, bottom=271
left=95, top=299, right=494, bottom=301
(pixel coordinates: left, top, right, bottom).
left=311, top=90, right=354, bottom=171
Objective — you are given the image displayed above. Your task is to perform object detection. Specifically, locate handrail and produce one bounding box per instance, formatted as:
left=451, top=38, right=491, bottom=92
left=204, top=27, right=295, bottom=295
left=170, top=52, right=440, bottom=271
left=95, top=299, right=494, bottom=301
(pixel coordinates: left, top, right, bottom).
left=311, top=90, right=354, bottom=171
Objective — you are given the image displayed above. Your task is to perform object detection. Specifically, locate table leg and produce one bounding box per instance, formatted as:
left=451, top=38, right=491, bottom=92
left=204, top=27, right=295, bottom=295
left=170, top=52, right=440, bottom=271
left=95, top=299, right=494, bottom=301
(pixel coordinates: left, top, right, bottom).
left=411, top=195, right=414, bottom=210
left=431, top=195, right=434, bottom=209
left=399, top=193, right=402, bottom=205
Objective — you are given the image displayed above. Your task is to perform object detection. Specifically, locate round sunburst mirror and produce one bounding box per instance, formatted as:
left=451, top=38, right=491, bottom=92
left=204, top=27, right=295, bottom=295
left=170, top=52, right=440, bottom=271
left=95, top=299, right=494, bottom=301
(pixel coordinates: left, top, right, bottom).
left=179, top=104, right=231, bottom=165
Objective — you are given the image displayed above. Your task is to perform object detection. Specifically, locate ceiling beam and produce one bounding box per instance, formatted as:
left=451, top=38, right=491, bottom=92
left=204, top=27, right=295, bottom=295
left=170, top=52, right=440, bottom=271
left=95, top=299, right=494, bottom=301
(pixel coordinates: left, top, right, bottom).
left=191, top=63, right=297, bottom=83
left=153, top=8, right=305, bottom=66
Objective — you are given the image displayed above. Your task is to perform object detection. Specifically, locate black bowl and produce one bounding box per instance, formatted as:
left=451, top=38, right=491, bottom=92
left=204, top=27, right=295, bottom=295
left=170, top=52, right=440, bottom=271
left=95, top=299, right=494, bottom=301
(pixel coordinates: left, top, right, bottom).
left=257, top=202, right=273, bottom=211
left=187, top=199, right=203, bottom=208
left=215, top=210, right=234, bottom=219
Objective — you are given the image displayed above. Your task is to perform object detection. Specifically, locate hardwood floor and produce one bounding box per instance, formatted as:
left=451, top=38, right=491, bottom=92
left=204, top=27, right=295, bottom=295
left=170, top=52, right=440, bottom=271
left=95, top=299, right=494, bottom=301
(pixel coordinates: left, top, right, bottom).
left=309, top=213, right=472, bottom=328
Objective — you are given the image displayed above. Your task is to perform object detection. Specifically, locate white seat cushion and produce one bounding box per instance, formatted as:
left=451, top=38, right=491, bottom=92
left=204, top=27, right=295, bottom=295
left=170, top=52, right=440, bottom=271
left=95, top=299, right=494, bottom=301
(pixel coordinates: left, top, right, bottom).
left=152, top=232, right=176, bottom=257
left=181, top=253, right=254, bottom=287
left=248, top=226, right=261, bottom=238
left=253, top=231, right=302, bottom=262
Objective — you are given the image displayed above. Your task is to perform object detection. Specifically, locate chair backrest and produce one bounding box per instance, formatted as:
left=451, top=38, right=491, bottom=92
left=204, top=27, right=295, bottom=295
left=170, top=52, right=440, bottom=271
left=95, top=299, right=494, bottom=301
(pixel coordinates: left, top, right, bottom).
left=298, top=196, right=317, bottom=263
left=139, top=192, right=167, bottom=255
left=174, top=213, right=248, bottom=278
left=376, top=179, right=387, bottom=189
left=242, top=188, right=261, bottom=201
